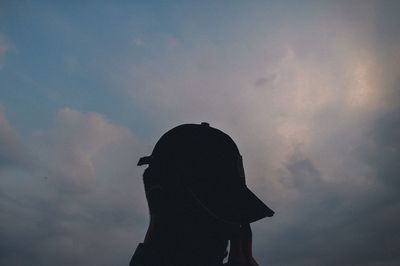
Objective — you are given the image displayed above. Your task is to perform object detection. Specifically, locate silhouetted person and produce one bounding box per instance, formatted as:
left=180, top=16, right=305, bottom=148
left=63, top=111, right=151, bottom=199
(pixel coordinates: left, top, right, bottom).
left=130, top=123, right=274, bottom=266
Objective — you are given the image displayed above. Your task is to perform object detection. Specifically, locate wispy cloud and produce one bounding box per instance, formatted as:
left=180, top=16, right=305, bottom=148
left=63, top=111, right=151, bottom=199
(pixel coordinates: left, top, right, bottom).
left=0, top=34, right=12, bottom=69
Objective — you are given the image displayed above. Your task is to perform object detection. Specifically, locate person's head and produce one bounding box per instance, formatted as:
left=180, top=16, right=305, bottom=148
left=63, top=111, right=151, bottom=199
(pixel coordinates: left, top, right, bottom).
left=138, top=123, right=274, bottom=263
left=142, top=164, right=231, bottom=263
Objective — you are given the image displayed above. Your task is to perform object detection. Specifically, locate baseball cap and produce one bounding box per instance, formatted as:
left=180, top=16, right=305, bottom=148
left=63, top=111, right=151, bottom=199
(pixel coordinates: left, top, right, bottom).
left=138, top=122, right=274, bottom=224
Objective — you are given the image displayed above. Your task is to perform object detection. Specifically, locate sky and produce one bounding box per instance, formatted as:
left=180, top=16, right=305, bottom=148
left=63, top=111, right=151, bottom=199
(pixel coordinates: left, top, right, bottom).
left=0, top=0, right=399, bottom=265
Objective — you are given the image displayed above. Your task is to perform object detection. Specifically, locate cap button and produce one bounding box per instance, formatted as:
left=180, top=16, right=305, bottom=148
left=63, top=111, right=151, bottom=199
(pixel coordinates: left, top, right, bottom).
left=201, top=122, right=210, bottom=127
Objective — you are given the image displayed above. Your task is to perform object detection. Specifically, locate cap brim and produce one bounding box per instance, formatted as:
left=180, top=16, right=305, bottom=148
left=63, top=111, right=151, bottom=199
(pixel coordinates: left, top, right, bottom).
left=187, top=183, right=274, bottom=224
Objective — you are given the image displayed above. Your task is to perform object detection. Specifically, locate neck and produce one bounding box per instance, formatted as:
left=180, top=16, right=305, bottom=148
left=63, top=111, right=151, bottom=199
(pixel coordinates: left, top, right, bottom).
left=143, top=216, right=228, bottom=265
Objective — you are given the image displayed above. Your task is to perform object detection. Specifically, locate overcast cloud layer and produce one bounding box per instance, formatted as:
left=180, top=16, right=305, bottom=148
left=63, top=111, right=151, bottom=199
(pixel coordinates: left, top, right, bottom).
left=1, top=1, right=400, bottom=265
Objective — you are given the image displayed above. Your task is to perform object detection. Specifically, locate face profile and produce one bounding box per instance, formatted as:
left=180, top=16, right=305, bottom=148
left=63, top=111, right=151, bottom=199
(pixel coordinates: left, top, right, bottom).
left=130, top=122, right=274, bottom=266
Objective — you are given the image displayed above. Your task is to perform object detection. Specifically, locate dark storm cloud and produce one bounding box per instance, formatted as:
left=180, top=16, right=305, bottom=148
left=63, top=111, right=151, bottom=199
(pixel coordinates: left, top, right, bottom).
left=280, top=150, right=322, bottom=190
left=254, top=74, right=277, bottom=88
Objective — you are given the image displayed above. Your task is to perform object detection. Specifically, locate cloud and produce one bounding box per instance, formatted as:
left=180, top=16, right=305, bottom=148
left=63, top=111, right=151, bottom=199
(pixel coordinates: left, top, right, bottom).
left=358, top=109, right=400, bottom=190
left=111, top=3, right=400, bottom=265
left=253, top=132, right=400, bottom=265
left=5, top=104, right=396, bottom=266
left=31, top=108, right=134, bottom=191
left=0, top=108, right=149, bottom=266
left=1, top=1, right=400, bottom=265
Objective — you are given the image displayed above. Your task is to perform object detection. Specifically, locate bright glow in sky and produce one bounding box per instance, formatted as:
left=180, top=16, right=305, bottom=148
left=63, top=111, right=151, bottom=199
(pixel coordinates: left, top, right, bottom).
left=1, top=1, right=399, bottom=265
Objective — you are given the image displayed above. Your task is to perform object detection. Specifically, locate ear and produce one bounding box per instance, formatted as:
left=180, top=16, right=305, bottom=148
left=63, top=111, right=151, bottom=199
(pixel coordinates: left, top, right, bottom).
left=145, top=186, right=166, bottom=215
left=143, top=166, right=166, bottom=214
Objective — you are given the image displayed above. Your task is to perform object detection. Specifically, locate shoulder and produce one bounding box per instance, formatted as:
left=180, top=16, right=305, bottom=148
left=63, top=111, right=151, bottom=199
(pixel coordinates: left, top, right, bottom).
left=129, top=243, right=163, bottom=266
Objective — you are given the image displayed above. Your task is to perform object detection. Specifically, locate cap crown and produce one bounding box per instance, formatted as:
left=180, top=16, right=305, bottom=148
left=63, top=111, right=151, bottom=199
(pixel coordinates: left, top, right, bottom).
left=149, top=123, right=245, bottom=189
